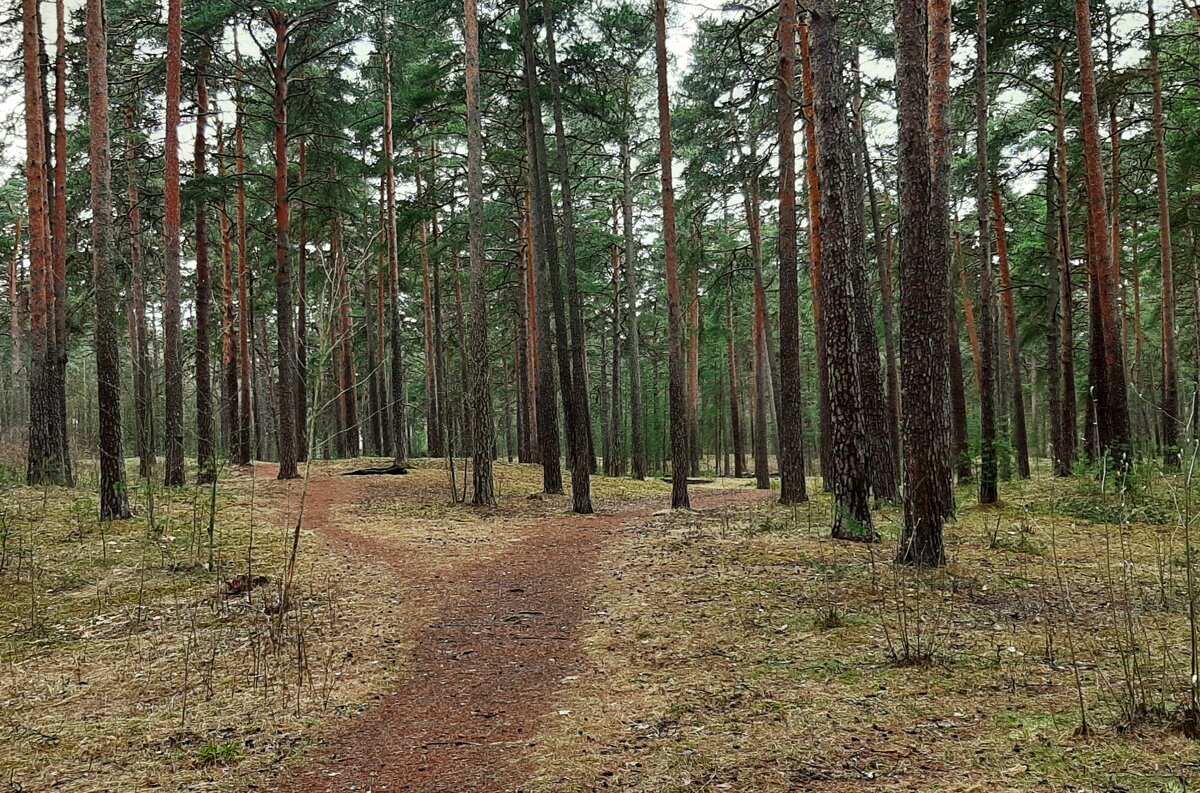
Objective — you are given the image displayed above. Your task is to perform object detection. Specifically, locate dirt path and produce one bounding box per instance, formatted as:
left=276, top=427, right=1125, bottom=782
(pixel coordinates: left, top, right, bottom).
left=267, top=472, right=769, bottom=793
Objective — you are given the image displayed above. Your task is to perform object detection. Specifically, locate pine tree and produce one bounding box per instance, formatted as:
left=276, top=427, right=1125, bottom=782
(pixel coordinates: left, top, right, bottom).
left=655, top=0, right=691, bottom=509
left=465, top=0, right=495, bottom=505
left=896, top=0, right=951, bottom=566
left=87, top=0, right=130, bottom=520
left=775, top=0, right=808, bottom=506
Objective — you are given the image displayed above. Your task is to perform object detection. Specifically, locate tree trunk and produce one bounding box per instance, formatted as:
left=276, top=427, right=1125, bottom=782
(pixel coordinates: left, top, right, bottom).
left=621, top=131, right=648, bottom=480
left=515, top=195, right=533, bottom=463
left=896, top=0, right=951, bottom=566
left=217, top=116, right=239, bottom=463
left=51, top=0, right=71, bottom=485
left=382, top=51, right=409, bottom=469
left=543, top=0, right=593, bottom=509
left=928, top=0, right=959, bottom=506
left=519, top=0, right=562, bottom=494
left=296, top=139, right=310, bottom=461
left=377, top=202, right=394, bottom=455
left=776, top=0, right=808, bottom=506
left=1075, top=0, right=1131, bottom=463
left=847, top=48, right=899, bottom=503
left=609, top=199, right=625, bottom=477
left=1053, top=54, right=1077, bottom=471
left=727, top=273, right=746, bottom=478
left=9, top=218, right=23, bottom=401
left=810, top=3, right=874, bottom=540
left=125, top=103, right=156, bottom=477
left=432, top=159, right=450, bottom=461
left=655, top=0, right=691, bottom=509
left=948, top=271, right=972, bottom=481
left=746, top=157, right=771, bottom=490
left=332, top=220, right=359, bottom=456
left=270, top=10, right=299, bottom=480
left=418, top=163, right=442, bottom=458
left=195, top=49, right=216, bottom=484
left=454, top=257, right=470, bottom=455
left=798, top=18, right=834, bottom=493
left=687, top=253, right=701, bottom=476
left=464, top=0, right=494, bottom=504
left=958, top=238, right=983, bottom=390
left=1150, top=0, right=1180, bottom=466
left=87, top=0, right=130, bottom=520
left=1045, top=149, right=1066, bottom=473
left=162, top=0, right=185, bottom=487
left=863, top=98, right=902, bottom=490
left=992, top=188, right=1029, bottom=478
left=976, top=0, right=998, bottom=505
left=235, top=62, right=254, bottom=466
left=366, top=219, right=385, bottom=455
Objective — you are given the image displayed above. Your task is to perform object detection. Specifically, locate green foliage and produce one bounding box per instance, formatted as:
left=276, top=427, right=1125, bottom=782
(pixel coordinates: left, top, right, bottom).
left=194, top=741, right=242, bottom=766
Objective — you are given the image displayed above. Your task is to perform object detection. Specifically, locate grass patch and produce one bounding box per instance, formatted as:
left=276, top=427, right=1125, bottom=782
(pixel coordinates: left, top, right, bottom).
left=0, top=457, right=670, bottom=791
left=527, top=472, right=1200, bottom=791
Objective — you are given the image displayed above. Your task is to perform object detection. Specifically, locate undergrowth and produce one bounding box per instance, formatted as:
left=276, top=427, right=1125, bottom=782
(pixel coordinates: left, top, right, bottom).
left=528, top=465, right=1200, bottom=791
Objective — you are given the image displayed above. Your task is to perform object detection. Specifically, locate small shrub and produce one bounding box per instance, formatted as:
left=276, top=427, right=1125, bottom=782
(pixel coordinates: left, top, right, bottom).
left=194, top=740, right=242, bottom=766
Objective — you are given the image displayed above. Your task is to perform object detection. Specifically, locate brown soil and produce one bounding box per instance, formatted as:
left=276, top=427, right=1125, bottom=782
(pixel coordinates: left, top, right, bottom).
left=265, top=471, right=769, bottom=793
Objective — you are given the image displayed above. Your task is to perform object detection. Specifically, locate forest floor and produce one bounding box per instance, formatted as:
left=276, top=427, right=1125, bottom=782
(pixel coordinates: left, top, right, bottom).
left=3, top=459, right=1200, bottom=791
left=526, top=464, right=1200, bottom=792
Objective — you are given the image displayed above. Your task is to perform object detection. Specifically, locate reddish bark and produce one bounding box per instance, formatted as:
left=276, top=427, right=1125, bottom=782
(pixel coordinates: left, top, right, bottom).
left=798, top=19, right=833, bottom=491
left=162, top=0, right=185, bottom=486
left=957, top=237, right=983, bottom=391
left=17, top=32, right=57, bottom=482
left=1075, top=0, right=1132, bottom=461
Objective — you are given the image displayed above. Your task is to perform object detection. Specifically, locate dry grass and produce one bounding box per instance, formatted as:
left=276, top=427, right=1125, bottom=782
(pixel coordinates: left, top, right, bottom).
left=528, top=466, right=1200, bottom=792
left=0, top=456, right=670, bottom=793
left=344, top=457, right=670, bottom=561
left=0, top=460, right=420, bottom=792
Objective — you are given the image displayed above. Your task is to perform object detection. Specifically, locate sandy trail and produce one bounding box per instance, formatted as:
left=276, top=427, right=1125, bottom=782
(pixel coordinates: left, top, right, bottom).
left=260, top=468, right=767, bottom=792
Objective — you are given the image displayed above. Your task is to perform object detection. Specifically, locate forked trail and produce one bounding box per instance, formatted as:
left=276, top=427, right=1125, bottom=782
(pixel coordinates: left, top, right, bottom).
left=265, top=469, right=768, bottom=792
